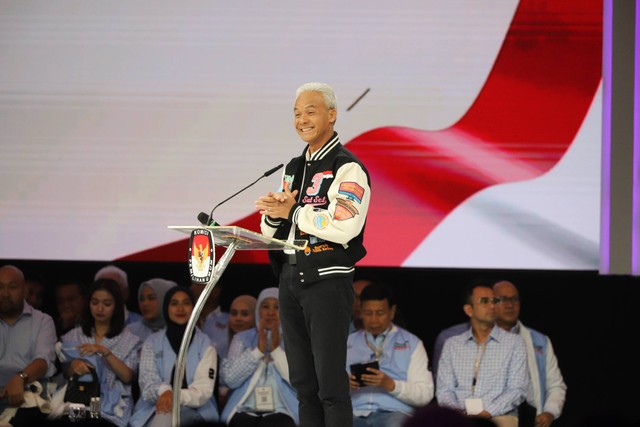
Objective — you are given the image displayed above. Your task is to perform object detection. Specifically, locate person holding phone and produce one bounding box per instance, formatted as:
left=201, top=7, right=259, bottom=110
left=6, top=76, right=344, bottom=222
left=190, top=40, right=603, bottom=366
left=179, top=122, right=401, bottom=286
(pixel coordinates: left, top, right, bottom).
left=346, top=282, right=433, bottom=427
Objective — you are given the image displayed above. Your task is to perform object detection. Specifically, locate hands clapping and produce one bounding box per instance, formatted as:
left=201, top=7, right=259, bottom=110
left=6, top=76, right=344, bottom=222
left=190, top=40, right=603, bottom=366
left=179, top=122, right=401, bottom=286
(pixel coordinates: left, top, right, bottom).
left=255, top=183, right=299, bottom=219
left=257, top=317, right=281, bottom=354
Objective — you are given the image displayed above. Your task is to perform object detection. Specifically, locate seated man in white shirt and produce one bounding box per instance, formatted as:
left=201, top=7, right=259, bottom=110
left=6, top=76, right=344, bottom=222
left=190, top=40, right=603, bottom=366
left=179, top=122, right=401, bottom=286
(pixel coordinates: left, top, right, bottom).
left=346, top=281, right=434, bottom=427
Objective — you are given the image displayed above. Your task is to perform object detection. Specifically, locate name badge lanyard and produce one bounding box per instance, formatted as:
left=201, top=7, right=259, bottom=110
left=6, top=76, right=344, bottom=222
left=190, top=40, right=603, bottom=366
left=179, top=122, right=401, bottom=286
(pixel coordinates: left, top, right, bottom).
left=472, top=342, right=487, bottom=396
left=365, top=331, right=388, bottom=362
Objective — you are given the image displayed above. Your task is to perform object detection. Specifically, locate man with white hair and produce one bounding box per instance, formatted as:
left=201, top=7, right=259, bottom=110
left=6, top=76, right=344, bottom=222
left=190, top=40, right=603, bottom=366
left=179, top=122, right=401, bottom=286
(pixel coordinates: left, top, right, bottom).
left=94, top=264, right=142, bottom=325
left=256, top=82, right=371, bottom=427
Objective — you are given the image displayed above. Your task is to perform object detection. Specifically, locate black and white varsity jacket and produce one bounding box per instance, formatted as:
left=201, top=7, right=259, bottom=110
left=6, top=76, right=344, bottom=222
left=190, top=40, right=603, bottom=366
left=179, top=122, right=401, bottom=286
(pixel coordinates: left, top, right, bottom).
left=260, top=132, right=371, bottom=284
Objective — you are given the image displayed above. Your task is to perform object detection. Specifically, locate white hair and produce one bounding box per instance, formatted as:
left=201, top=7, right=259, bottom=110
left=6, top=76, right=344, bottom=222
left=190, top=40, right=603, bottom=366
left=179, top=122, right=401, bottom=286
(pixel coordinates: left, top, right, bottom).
left=296, top=82, right=337, bottom=110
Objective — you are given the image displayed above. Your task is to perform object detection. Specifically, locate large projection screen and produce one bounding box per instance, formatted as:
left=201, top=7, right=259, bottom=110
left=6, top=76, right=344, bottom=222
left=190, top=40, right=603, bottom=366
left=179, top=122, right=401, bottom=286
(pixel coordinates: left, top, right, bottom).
left=0, top=0, right=602, bottom=269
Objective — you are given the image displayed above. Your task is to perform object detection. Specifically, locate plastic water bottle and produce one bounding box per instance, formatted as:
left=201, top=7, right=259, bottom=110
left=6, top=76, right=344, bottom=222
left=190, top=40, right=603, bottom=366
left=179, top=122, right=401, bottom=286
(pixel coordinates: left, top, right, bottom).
left=89, top=397, right=101, bottom=419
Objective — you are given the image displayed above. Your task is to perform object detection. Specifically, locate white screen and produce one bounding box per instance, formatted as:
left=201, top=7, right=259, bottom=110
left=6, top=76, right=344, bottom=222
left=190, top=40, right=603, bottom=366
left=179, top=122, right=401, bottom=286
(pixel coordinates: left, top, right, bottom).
left=0, top=0, right=601, bottom=269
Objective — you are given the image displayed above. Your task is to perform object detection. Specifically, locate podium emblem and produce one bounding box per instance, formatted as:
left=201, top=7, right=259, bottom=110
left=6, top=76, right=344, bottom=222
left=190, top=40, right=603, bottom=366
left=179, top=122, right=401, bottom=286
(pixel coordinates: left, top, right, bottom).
left=189, top=229, right=214, bottom=283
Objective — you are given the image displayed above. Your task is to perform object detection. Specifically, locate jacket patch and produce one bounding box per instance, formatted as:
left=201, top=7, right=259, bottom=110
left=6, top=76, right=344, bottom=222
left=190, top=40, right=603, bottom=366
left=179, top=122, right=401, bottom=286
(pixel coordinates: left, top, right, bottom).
left=306, top=171, right=334, bottom=196
left=334, top=198, right=359, bottom=221
left=302, top=195, right=328, bottom=206
left=282, top=175, right=294, bottom=191
left=310, top=243, right=334, bottom=254
left=338, top=181, right=365, bottom=203
left=313, top=213, right=330, bottom=229
left=393, top=340, right=409, bottom=350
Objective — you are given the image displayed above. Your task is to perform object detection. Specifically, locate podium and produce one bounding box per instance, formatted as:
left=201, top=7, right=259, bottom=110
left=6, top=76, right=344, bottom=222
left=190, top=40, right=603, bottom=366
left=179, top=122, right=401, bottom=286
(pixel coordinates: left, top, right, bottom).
left=166, top=225, right=307, bottom=427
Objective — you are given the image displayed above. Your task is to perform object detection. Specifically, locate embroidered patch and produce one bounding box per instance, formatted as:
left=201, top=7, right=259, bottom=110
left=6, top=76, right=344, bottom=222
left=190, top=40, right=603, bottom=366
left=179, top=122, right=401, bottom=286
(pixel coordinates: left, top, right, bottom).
left=313, top=213, right=329, bottom=229
left=301, top=194, right=328, bottom=206
left=334, top=198, right=360, bottom=221
left=306, top=171, right=334, bottom=196
left=310, top=243, right=334, bottom=254
left=338, top=181, right=365, bottom=203
left=394, top=340, right=409, bottom=350
left=282, top=175, right=294, bottom=191
left=209, top=368, right=215, bottom=380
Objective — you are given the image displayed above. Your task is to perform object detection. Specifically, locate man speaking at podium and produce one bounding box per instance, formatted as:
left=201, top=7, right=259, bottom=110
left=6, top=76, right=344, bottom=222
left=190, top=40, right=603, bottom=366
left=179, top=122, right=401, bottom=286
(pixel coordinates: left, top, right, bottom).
left=256, top=82, right=371, bottom=427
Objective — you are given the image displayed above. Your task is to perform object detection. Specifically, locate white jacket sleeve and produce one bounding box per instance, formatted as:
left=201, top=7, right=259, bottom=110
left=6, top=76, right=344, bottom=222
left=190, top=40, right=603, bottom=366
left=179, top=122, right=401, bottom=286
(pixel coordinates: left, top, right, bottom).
left=389, top=341, right=435, bottom=407
left=292, top=162, right=370, bottom=245
left=542, top=338, right=567, bottom=418
left=178, top=346, right=217, bottom=408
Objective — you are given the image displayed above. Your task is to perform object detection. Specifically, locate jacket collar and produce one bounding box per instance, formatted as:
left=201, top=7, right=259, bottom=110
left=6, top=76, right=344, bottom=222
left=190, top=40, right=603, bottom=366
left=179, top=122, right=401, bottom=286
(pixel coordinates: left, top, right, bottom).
left=305, top=132, right=340, bottom=162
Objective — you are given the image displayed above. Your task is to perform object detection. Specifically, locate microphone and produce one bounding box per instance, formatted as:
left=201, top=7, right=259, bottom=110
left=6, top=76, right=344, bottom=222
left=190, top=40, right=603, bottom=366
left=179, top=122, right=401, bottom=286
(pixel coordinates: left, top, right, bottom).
left=197, top=163, right=284, bottom=226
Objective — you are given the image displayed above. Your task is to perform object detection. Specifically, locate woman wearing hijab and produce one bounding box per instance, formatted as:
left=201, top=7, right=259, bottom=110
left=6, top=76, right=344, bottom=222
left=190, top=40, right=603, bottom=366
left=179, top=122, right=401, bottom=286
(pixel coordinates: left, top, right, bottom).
left=217, top=294, right=257, bottom=410
left=55, top=278, right=141, bottom=427
left=220, top=287, right=298, bottom=427
left=129, top=287, right=219, bottom=427
left=127, top=278, right=177, bottom=343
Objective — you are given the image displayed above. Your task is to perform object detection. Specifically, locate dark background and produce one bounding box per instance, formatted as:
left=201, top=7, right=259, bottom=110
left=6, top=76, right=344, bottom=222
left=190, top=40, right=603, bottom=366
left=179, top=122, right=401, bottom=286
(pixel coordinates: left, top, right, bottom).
left=5, top=258, right=639, bottom=427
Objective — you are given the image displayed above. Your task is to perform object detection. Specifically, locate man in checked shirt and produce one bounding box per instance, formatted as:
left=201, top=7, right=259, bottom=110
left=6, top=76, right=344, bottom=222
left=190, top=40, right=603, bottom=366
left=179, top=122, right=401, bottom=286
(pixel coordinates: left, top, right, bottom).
left=436, top=282, right=528, bottom=427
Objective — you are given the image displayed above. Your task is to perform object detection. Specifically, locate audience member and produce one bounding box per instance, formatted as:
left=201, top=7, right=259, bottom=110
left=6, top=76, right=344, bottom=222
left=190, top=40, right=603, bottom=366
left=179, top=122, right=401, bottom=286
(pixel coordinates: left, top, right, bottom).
left=129, top=287, right=219, bottom=427
left=220, top=288, right=298, bottom=427
left=347, top=282, right=433, bottom=427
left=127, top=278, right=177, bottom=343
left=493, top=280, right=567, bottom=427
left=94, top=265, right=142, bottom=326
left=54, top=280, right=87, bottom=338
left=349, top=279, right=372, bottom=333
left=0, top=265, right=57, bottom=427
left=226, top=295, right=258, bottom=355
left=52, top=278, right=141, bottom=427
left=190, top=282, right=229, bottom=357
left=217, top=294, right=257, bottom=411
left=432, top=278, right=493, bottom=378
left=24, top=272, right=47, bottom=311
left=436, top=283, right=528, bottom=427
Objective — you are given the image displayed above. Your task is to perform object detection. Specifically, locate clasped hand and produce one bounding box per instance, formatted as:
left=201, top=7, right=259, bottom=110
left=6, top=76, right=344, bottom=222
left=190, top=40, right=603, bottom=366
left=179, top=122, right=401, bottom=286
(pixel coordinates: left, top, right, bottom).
left=255, top=183, right=298, bottom=220
left=257, top=318, right=281, bottom=354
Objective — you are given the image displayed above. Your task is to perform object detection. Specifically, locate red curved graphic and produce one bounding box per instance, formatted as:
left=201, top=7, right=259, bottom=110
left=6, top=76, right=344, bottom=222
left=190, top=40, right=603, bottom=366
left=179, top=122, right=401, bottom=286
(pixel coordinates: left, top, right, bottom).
left=120, top=0, right=603, bottom=266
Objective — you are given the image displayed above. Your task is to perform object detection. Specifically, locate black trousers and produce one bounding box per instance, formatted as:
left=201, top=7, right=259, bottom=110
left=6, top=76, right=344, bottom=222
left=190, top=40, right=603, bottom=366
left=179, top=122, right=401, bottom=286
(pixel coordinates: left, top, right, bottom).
left=278, top=263, right=354, bottom=427
left=8, top=407, right=47, bottom=427
left=229, top=412, right=296, bottom=427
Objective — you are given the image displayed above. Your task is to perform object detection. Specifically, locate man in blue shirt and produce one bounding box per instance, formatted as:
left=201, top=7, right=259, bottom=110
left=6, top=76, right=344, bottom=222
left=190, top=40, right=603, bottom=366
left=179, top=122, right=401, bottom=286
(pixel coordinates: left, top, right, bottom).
left=436, top=283, right=528, bottom=427
left=0, top=265, right=57, bottom=427
left=347, top=282, right=434, bottom=427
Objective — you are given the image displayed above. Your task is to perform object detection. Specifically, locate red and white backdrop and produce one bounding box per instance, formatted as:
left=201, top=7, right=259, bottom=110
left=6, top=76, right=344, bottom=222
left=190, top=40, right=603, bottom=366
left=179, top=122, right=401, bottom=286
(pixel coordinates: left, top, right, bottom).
left=0, top=0, right=602, bottom=269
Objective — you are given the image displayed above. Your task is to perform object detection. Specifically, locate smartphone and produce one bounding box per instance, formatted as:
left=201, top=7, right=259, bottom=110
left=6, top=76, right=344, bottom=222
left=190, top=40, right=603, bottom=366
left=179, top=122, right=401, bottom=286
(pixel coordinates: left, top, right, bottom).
left=350, top=360, right=379, bottom=386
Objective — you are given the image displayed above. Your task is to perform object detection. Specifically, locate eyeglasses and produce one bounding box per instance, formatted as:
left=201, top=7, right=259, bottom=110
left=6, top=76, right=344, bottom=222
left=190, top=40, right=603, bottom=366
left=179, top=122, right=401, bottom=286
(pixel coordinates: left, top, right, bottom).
left=494, top=296, right=520, bottom=305
left=475, top=297, right=500, bottom=305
